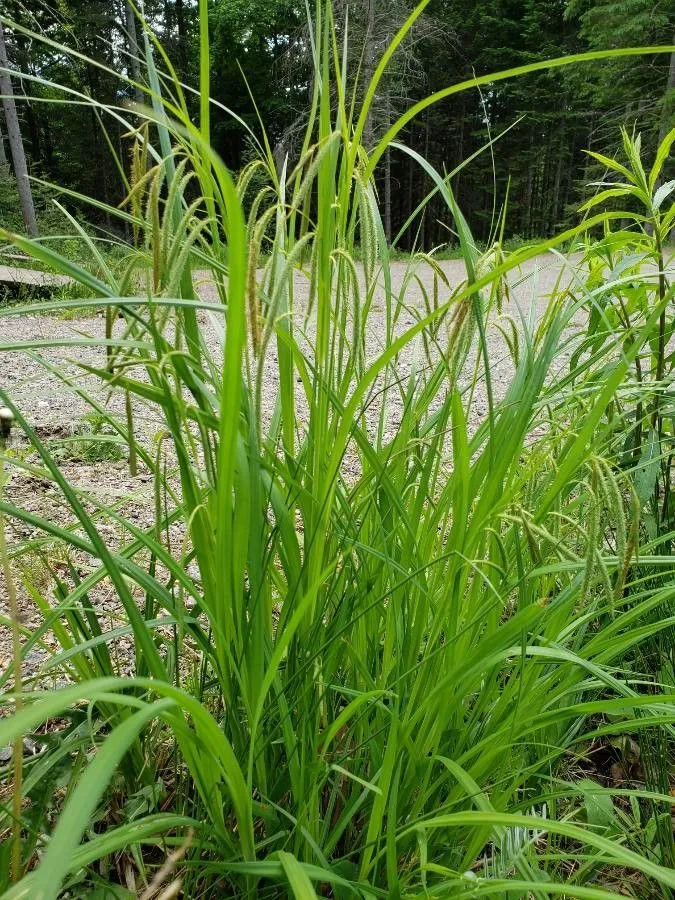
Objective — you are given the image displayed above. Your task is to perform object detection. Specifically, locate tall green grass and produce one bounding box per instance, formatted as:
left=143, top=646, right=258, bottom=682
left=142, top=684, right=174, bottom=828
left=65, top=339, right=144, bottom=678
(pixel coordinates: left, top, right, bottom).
left=0, top=2, right=674, bottom=896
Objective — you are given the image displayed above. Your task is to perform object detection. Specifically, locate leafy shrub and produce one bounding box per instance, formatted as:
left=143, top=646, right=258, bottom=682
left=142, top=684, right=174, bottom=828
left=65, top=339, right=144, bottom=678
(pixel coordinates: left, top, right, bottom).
left=0, top=163, right=63, bottom=237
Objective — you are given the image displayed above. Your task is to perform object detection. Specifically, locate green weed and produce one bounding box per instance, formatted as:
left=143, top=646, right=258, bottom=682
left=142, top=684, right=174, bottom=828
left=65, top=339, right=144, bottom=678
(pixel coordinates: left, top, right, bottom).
left=48, top=412, right=127, bottom=465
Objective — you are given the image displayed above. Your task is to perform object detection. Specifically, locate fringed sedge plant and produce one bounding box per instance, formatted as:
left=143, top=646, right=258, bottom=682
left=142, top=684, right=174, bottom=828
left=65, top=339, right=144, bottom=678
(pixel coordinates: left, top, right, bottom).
left=0, top=2, right=674, bottom=897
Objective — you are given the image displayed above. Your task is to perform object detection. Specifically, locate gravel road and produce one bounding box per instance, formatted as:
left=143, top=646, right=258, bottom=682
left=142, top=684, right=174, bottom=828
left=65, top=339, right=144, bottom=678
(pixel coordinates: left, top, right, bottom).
left=0, top=253, right=584, bottom=435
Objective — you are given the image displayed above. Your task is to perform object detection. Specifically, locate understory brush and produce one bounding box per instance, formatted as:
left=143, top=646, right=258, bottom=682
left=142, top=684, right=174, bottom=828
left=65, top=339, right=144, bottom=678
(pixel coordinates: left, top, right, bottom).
left=0, top=2, right=673, bottom=897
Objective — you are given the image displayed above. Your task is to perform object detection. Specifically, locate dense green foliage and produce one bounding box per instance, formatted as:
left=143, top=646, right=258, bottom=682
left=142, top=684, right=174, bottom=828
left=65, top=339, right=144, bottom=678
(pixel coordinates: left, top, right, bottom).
left=0, top=164, right=59, bottom=235
left=0, top=1, right=674, bottom=897
left=0, top=0, right=673, bottom=245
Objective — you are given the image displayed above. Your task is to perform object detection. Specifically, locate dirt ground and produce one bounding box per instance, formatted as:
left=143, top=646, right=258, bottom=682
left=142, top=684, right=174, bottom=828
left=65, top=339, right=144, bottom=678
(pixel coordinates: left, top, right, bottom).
left=0, top=251, right=598, bottom=680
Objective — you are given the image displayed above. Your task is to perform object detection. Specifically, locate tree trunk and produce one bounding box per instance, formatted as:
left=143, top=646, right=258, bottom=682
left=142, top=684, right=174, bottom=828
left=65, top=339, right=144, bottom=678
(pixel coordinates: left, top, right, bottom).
left=423, top=110, right=430, bottom=248
left=86, top=65, right=111, bottom=226
left=126, top=1, right=144, bottom=104
left=523, top=132, right=535, bottom=239
left=384, top=147, right=392, bottom=244
left=362, top=0, right=376, bottom=149
left=406, top=149, right=414, bottom=250
left=0, top=116, right=7, bottom=165
left=383, top=98, right=392, bottom=244
left=164, top=0, right=174, bottom=43
left=540, top=136, right=553, bottom=237
left=551, top=127, right=565, bottom=235
left=455, top=96, right=465, bottom=208
left=0, top=21, right=38, bottom=236
left=41, top=115, right=54, bottom=168
left=175, top=0, right=188, bottom=74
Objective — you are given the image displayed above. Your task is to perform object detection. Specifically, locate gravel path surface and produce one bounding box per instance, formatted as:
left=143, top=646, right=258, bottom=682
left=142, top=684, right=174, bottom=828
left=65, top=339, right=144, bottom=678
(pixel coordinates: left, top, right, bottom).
left=0, top=252, right=588, bottom=681
left=0, top=253, right=583, bottom=433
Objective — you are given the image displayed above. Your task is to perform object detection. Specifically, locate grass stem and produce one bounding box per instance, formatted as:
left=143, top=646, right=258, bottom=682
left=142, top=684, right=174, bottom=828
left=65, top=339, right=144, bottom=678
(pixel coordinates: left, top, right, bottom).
left=0, top=412, right=23, bottom=882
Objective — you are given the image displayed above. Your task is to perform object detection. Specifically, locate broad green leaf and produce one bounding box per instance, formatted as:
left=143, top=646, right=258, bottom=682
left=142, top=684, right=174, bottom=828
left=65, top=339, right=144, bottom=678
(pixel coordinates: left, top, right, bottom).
left=649, top=127, right=675, bottom=191
left=635, top=428, right=660, bottom=506
left=653, top=179, right=675, bottom=212
left=580, top=779, right=616, bottom=828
